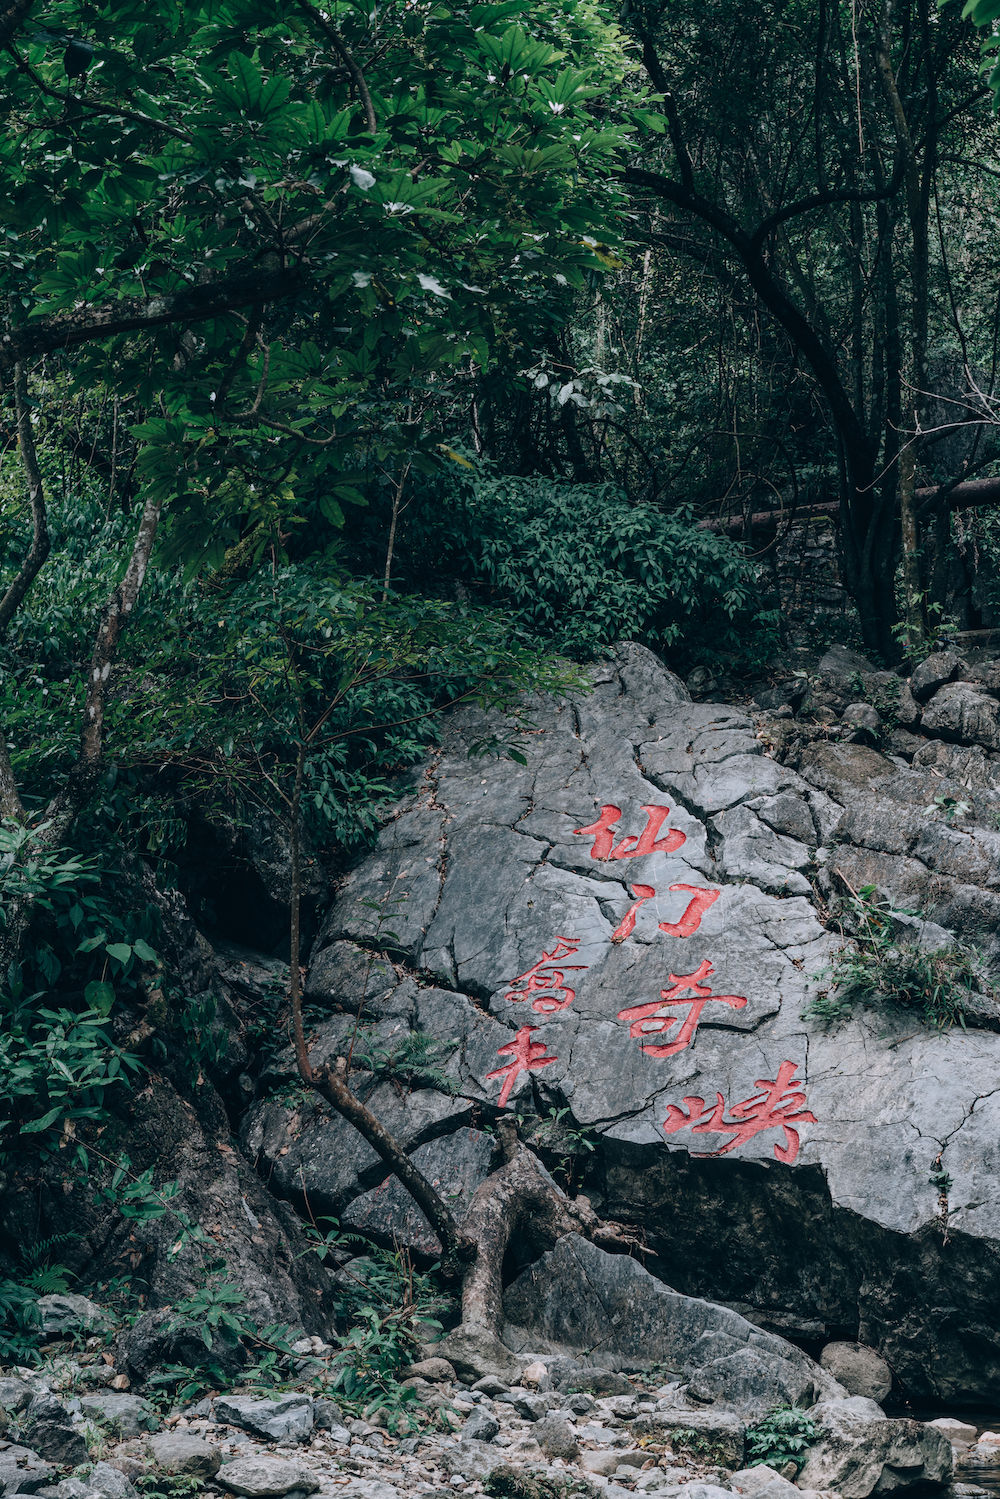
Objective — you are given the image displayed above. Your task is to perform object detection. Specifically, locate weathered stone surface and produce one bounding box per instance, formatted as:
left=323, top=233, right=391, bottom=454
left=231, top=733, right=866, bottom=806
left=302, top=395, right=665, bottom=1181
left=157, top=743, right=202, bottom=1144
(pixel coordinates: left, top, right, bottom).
left=534, top=1414, right=581, bottom=1460
left=148, top=1431, right=222, bottom=1476
left=796, top=1397, right=952, bottom=1496
left=431, top=1326, right=525, bottom=1384
left=21, top=1395, right=88, bottom=1466
left=819, top=1343, right=892, bottom=1403
left=85, top=1464, right=139, bottom=1499
left=402, top=1358, right=455, bottom=1383
left=303, top=641, right=1000, bottom=1403
left=36, top=1294, right=113, bottom=1335
left=342, top=1125, right=498, bottom=1254
left=920, top=682, right=1000, bottom=750
left=910, top=652, right=964, bottom=703
left=214, top=1392, right=314, bottom=1442
left=0, top=1377, right=35, bottom=1413
left=504, top=1237, right=839, bottom=1419
left=217, top=1455, right=320, bottom=1496
left=636, top=1409, right=745, bottom=1467
left=78, top=1394, right=158, bottom=1438
left=0, top=1443, right=57, bottom=1495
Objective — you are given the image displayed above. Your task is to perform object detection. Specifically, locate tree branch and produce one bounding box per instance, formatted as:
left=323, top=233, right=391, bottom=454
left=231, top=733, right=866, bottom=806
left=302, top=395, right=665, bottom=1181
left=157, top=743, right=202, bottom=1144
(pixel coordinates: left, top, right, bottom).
left=308, top=1056, right=471, bottom=1270
left=0, top=0, right=32, bottom=48
left=0, top=361, right=50, bottom=638
left=296, top=0, right=377, bottom=135
left=0, top=268, right=307, bottom=371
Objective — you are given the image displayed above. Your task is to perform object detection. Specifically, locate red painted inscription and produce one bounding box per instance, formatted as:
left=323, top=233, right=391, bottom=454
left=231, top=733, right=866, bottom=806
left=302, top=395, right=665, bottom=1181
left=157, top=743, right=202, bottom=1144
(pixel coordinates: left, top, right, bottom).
left=486, top=1025, right=559, bottom=1107
left=662, top=1059, right=816, bottom=1163
left=658, top=884, right=720, bottom=939
left=505, top=937, right=588, bottom=1013
left=617, top=958, right=747, bottom=1058
left=610, top=884, right=656, bottom=944
left=573, top=803, right=686, bottom=861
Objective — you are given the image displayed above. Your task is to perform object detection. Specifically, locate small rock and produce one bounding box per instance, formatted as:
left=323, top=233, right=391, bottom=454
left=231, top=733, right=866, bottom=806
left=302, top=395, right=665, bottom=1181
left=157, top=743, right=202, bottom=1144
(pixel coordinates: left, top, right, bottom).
left=462, top=1409, right=500, bottom=1444
left=214, top=1392, right=314, bottom=1442
left=314, top=1399, right=347, bottom=1431
left=402, top=1358, right=456, bottom=1384
left=507, top=1392, right=549, bottom=1421
left=566, top=1393, right=595, bottom=1415
left=216, top=1455, right=320, bottom=1496
left=472, top=1376, right=509, bottom=1396
left=0, top=1375, right=35, bottom=1413
left=148, top=1430, right=222, bottom=1477
left=87, top=1463, right=139, bottom=1499
left=36, top=1295, right=113, bottom=1336
left=819, top=1342, right=892, bottom=1403
left=519, top=1361, right=551, bottom=1391
left=535, top=1414, right=581, bottom=1460
left=580, top=1451, right=629, bottom=1477
left=841, top=702, right=880, bottom=739
left=926, top=1418, right=977, bottom=1445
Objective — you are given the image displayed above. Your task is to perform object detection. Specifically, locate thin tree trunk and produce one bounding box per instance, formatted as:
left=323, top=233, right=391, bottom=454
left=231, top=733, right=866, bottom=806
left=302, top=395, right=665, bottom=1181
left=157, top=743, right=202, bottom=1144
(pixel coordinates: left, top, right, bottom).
left=0, top=362, right=50, bottom=638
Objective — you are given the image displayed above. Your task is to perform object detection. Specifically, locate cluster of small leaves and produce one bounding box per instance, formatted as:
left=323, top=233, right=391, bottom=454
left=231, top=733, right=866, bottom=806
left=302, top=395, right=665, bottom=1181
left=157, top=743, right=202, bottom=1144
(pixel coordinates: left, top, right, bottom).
left=805, top=885, right=995, bottom=1030
left=745, top=1406, right=818, bottom=1473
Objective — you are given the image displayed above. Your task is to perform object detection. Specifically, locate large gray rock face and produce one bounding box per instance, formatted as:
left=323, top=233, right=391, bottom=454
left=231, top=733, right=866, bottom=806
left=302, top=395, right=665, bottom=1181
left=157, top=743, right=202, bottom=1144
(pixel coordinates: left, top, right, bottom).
left=295, top=642, right=1000, bottom=1404
left=502, top=1236, right=837, bottom=1419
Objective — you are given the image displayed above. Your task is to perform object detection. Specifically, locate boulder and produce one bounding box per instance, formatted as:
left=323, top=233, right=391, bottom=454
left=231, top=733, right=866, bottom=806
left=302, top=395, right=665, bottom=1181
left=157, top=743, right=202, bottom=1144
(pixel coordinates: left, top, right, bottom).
left=214, top=1392, right=314, bottom=1442
left=796, top=1397, right=952, bottom=1497
left=503, top=1237, right=839, bottom=1420
left=35, top=1295, right=113, bottom=1335
left=0, top=1443, right=57, bottom=1495
left=919, top=682, right=1000, bottom=750
left=216, top=1455, right=320, bottom=1496
left=21, top=1395, right=88, bottom=1466
left=909, top=652, right=963, bottom=703
left=430, top=1326, right=525, bottom=1385
left=819, top=1343, right=891, bottom=1403
left=0, top=1377, right=35, bottom=1414
left=86, top=1465, right=139, bottom=1499
left=78, top=1394, right=158, bottom=1438
left=147, top=1431, right=222, bottom=1476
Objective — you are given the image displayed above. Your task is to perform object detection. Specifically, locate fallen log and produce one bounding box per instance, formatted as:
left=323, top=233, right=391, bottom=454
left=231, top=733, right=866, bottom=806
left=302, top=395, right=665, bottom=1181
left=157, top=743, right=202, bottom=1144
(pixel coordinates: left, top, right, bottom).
left=699, top=475, right=1000, bottom=536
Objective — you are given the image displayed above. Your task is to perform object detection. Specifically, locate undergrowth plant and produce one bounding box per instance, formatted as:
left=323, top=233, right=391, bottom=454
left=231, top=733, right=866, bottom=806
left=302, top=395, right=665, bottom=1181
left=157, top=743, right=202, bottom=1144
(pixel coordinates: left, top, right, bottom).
left=745, top=1406, right=817, bottom=1472
left=806, top=884, right=994, bottom=1029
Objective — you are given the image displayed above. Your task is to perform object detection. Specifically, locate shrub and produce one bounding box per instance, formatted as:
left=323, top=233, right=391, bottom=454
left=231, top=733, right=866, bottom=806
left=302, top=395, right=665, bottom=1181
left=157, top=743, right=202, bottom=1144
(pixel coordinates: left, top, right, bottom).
left=408, top=472, right=778, bottom=666
left=745, top=1406, right=817, bottom=1472
left=805, top=885, right=993, bottom=1029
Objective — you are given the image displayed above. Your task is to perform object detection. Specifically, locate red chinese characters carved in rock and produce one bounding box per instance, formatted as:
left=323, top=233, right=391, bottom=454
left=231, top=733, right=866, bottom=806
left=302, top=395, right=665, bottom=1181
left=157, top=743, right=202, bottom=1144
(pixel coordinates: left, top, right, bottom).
left=658, top=883, right=719, bottom=938
left=617, top=958, right=747, bottom=1058
left=573, top=803, right=686, bottom=861
left=662, top=1059, right=816, bottom=1163
left=486, top=1025, right=559, bottom=1107
left=610, top=884, right=655, bottom=943
left=505, top=937, right=588, bottom=1013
